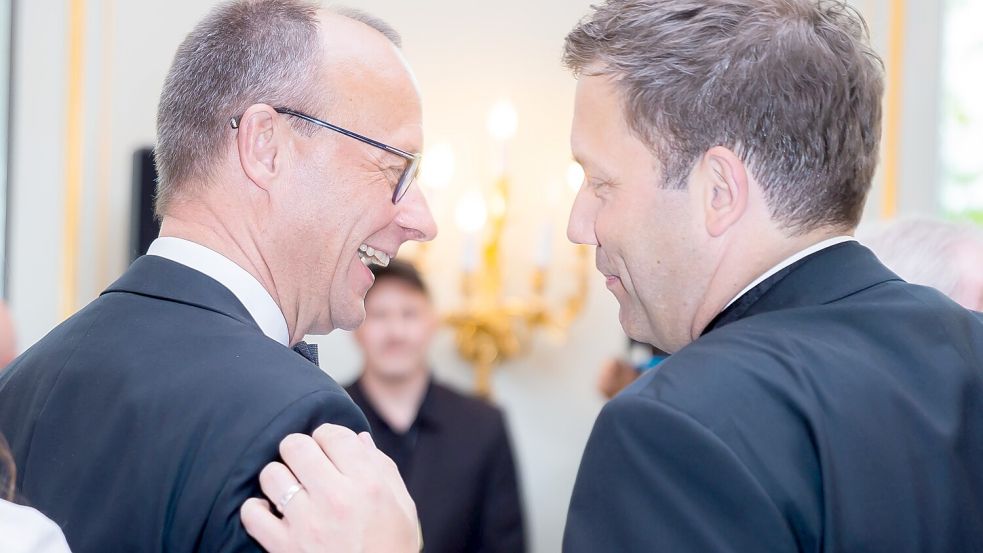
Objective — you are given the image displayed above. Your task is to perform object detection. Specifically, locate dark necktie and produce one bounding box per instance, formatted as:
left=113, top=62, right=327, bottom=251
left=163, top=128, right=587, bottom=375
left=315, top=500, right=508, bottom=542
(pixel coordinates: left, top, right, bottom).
left=292, top=341, right=319, bottom=366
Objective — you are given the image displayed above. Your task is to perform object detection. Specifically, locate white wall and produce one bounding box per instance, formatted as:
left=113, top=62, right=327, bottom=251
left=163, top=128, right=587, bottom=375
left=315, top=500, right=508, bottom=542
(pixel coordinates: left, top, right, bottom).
left=4, top=2, right=946, bottom=552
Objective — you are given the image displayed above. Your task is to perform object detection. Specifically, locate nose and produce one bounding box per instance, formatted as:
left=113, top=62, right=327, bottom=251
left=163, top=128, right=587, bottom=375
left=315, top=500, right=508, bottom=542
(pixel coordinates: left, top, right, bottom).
left=394, top=183, right=438, bottom=242
left=566, top=185, right=598, bottom=246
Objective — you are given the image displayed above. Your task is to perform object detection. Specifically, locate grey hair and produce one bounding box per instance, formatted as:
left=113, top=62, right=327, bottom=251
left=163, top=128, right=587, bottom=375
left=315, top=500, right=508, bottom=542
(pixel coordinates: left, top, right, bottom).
left=862, top=218, right=983, bottom=299
left=563, top=0, right=885, bottom=234
left=154, top=1, right=401, bottom=217
left=331, top=6, right=402, bottom=47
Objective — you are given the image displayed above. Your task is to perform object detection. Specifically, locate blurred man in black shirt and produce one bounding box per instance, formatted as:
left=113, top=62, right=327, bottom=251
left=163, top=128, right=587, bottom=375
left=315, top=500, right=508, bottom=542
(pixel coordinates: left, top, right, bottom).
left=346, top=260, right=525, bottom=553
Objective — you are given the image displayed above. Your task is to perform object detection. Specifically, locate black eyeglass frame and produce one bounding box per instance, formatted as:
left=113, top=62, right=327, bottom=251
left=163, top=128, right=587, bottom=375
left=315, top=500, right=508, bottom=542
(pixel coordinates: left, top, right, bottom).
left=230, top=107, right=421, bottom=204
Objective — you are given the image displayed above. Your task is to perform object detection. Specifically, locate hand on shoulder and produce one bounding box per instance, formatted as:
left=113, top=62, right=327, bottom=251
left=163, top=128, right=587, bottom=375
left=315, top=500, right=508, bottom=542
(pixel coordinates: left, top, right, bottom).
left=241, top=424, right=420, bottom=553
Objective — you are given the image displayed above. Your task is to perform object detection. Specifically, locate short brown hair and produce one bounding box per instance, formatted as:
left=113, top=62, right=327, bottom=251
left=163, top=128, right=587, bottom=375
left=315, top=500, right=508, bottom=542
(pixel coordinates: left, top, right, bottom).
left=564, top=0, right=884, bottom=233
left=368, top=260, right=429, bottom=299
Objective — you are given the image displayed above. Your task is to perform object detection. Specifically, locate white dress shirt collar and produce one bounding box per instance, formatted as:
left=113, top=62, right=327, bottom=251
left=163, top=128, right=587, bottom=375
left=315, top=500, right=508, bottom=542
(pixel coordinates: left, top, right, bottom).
left=723, top=235, right=856, bottom=310
left=147, top=237, right=290, bottom=346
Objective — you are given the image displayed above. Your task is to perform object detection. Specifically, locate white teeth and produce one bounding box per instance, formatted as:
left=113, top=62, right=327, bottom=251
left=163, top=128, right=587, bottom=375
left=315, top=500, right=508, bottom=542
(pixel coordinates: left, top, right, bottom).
left=357, top=244, right=391, bottom=268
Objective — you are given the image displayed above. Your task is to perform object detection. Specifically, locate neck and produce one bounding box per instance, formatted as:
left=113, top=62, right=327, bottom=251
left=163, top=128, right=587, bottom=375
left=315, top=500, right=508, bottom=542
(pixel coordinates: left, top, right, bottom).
left=690, top=226, right=851, bottom=340
left=158, top=198, right=299, bottom=341
left=360, top=365, right=430, bottom=433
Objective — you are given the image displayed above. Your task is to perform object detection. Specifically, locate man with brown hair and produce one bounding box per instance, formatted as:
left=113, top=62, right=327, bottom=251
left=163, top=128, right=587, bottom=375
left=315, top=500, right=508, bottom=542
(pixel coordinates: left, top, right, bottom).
left=347, top=260, right=525, bottom=553
left=559, top=0, right=983, bottom=550
left=0, top=1, right=432, bottom=551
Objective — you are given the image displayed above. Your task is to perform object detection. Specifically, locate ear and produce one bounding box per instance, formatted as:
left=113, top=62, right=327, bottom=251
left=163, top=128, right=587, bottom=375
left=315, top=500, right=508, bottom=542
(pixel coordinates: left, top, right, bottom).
left=699, top=146, right=749, bottom=237
left=235, top=104, right=286, bottom=194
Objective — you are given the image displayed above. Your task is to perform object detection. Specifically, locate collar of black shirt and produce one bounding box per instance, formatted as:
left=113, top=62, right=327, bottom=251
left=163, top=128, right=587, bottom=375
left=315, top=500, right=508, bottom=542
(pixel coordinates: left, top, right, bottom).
left=350, top=375, right=443, bottom=435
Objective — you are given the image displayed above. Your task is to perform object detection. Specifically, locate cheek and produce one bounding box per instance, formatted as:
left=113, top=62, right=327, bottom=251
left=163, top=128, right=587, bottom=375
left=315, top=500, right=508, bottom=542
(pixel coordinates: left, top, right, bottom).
left=408, top=325, right=431, bottom=348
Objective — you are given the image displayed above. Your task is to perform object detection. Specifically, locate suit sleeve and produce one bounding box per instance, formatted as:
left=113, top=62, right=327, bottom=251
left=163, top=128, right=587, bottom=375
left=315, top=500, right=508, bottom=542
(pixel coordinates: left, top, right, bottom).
left=475, top=412, right=526, bottom=553
left=198, top=389, right=370, bottom=552
left=562, top=393, right=797, bottom=553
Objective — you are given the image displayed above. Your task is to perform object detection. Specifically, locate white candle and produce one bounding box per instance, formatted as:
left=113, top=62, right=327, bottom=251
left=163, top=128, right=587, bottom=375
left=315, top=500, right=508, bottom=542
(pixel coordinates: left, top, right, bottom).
left=535, top=222, right=552, bottom=268
left=463, top=234, right=479, bottom=273
left=455, top=190, right=488, bottom=272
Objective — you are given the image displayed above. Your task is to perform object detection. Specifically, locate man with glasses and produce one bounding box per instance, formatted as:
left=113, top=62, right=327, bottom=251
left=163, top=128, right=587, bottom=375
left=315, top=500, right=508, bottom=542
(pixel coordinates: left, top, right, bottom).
left=0, top=2, right=431, bottom=552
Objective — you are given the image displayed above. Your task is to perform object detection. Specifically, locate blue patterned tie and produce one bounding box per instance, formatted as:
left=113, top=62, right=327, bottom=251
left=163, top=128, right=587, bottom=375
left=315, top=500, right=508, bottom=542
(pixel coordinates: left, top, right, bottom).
left=292, top=341, right=319, bottom=366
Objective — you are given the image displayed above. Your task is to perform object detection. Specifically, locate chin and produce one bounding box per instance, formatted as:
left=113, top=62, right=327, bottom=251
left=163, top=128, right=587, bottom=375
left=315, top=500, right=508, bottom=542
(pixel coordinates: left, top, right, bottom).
left=619, top=305, right=667, bottom=350
left=618, top=305, right=646, bottom=341
left=374, top=365, right=419, bottom=381
left=335, top=312, right=366, bottom=332
left=329, top=300, right=367, bottom=332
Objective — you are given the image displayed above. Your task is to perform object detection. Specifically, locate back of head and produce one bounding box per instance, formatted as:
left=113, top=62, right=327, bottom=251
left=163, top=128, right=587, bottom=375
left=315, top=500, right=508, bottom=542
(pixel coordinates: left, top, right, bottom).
left=154, top=0, right=322, bottom=216
left=564, top=0, right=884, bottom=234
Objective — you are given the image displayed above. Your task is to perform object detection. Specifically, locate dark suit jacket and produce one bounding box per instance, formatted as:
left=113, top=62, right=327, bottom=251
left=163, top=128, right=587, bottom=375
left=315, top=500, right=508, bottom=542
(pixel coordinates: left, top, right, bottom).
left=347, top=379, right=526, bottom=553
left=0, top=255, right=369, bottom=552
left=563, top=241, right=983, bottom=552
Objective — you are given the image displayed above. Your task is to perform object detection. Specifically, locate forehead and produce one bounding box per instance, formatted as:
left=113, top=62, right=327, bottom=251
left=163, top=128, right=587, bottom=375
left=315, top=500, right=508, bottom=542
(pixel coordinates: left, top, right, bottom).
left=365, top=278, right=429, bottom=306
left=571, top=73, right=654, bottom=176
left=314, top=15, right=423, bottom=149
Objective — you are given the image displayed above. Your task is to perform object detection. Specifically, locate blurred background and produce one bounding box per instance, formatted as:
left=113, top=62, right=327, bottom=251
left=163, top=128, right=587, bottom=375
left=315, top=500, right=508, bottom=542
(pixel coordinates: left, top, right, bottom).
left=0, top=0, right=979, bottom=551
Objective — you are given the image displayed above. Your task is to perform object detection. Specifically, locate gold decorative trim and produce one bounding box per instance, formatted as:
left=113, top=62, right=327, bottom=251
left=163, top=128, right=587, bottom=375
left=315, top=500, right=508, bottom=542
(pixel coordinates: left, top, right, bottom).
left=882, top=0, right=906, bottom=219
left=61, top=0, right=86, bottom=319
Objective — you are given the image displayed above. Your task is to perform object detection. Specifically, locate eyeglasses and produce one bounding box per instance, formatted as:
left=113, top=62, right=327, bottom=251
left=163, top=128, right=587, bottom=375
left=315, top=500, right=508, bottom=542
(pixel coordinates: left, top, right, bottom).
left=230, top=107, right=421, bottom=204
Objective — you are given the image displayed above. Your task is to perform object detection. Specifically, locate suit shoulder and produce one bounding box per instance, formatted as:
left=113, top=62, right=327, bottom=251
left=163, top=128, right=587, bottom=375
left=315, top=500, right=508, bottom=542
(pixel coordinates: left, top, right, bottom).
left=621, top=321, right=821, bottom=449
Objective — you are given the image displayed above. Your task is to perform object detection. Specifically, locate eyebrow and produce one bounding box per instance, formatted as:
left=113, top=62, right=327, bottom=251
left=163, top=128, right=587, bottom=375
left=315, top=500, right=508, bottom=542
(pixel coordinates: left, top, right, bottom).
left=573, top=152, right=615, bottom=181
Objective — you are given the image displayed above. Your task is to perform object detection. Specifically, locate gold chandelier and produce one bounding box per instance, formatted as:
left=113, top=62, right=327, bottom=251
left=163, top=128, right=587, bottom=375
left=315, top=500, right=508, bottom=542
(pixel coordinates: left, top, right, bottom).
left=415, top=100, right=591, bottom=397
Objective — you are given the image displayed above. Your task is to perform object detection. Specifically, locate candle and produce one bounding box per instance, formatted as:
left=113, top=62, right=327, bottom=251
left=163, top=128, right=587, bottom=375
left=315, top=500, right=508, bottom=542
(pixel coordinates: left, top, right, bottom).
left=488, top=100, right=518, bottom=176
left=455, top=190, right=488, bottom=272
left=535, top=222, right=553, bottom=268
left=419, top=142, right=455, bottom=190
left=462, top=234, right=479, bottom=273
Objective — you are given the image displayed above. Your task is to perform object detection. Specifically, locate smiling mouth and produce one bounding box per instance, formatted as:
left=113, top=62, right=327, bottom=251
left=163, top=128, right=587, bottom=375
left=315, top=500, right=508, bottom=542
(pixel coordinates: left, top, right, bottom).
left=358, top=244, right=391, bottom=268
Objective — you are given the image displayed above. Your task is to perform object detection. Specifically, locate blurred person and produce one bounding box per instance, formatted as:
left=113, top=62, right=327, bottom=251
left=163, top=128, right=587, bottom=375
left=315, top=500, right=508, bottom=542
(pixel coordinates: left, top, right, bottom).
left=0, top=300, right=16, bottom=370
left=0, top=1, right=433, bottom=551
left=346, top=260, right=525, bottom=553
left=863, top=217, right=983, bottom=311
left=596, top=339, right=667, bottom=399
left=257, top=1, right=983, bottom=552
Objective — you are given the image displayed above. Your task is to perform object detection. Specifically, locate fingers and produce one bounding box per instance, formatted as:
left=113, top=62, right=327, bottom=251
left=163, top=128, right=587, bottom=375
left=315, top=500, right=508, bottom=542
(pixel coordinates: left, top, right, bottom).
left=241, top=498, right=288, bottom=553
left=312, top=424, right=375, bottom=479
left=258, top=461, right=309, bottom=515
left=279, top=433, right=339, bottom=497
left=355, top=430, right=419, bottom=541
left=358, top=432, right=405, bottom=492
